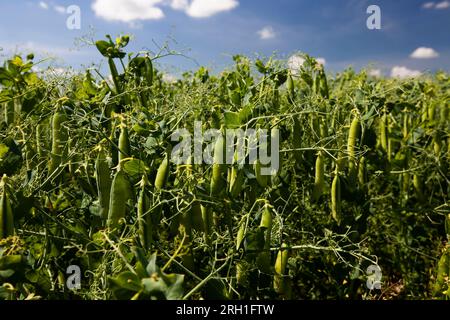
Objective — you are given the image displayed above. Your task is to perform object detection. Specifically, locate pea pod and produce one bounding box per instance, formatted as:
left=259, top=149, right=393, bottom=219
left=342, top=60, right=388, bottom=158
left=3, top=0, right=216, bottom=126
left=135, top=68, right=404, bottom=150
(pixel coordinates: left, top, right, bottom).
left=107, top=169, right=132, bottom=228
left=357, top=156, right=367, bottom=189
left=445, top=214, right=450, bottom=239
left=274, top=243, right=290, bottom=296
left=433, top=131, right=442, bottom=156
left=155, top=152, right=170, bottom=190
left=229, top=166, right=244, bottom=198
left=379, top=113, right=388, bottom=152
left=210, top=132, right=225, bottom=196
left=118, top=122, right=130, bottom=165
left=137, top=174, right=152, bottom=249
left=254, top=159, right=268, bottom=188
left=0, top=175, right=14, bottom=238
left=49, top=106, right=68, bottom=173
left=95, top=148, right=112, bottom=221
left=257, top=203, right=273, bottom=273
left=4, top=100, right=15, bottom=126
left=331, top=173, right=341, bottom=224
left=413, top=174, right=425, bottom=203
left=433, top=246, right=450, bottom=298
left=236, top=217, right=246, bottom=251
left=319, top=69, right=329, bottom=99
left=144, top=56, right=154, bottom=87
left=348, top=115, right=360, bottom=184
left=312, top=151, right=325, bottom=202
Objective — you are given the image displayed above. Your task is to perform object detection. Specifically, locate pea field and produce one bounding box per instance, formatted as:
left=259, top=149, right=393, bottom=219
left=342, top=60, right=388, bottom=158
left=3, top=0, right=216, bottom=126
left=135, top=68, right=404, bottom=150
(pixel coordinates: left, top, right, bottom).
left=0, top=35, right=449, bottom=300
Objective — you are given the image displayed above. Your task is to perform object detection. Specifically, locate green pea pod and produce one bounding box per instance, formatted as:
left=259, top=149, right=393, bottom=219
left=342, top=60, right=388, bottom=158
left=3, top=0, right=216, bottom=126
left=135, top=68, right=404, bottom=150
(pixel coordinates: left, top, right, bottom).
left=202, top=205, right=213, bottom=241
left=229, top=166, right=244, bottom=198
left=107, top=170, right=132, bottom=228
left=379, top=113, right=388, bottom=152
left=433, top=246, right=450, bottom=298
left=137, top=175, right=152, bottom=249
left=312, top=151, right=325, bottom=202
left=331, top=174, right=341, bottom=224
left=274, top=243, right=290, bottom=295
left=319, top=69, right=329, bottom=99
left=348, top=116, right=360, bottom=160
left=260, top=203, right=273, bottom=232
left=96, top=148, right=112, bottom=221
left=445, top=214, right=450, bottom=239
left=155, top=153, right=170, bottom=190
left=49, top=107, right=68, bottom=173
left=144, top=56, right=154, bottom=87
left=254, top=159, right=268, bottom=188
left=413, top=174, right=425, bottom=203
left=210, top=132, right=225, bottom=196
left=0, top=175, right=14, bottom=238
left=348, top=115, right=360, bottom=184
left=286, top=73, right=295, bottom=100
left=4, top=100, right=14, bottom=126
left=118, top=122, right=130, bottom=165
left=236, top=217, right=246, bottom=251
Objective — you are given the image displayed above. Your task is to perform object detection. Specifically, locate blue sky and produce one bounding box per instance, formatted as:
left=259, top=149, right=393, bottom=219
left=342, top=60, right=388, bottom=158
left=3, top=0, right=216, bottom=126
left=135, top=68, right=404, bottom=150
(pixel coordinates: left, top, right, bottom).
left=0, top=0, right=449, bottom=77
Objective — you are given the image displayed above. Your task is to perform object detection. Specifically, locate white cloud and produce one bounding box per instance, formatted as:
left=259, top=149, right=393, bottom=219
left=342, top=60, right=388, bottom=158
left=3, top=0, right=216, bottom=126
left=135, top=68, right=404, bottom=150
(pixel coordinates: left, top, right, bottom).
left=435, top=0, right=450, bottom=9
left=316, top=57, right=326, bottom=66
left=368, top=69, right=382, bottom=77
left=39, top=1, right=49, bottom=9
left=422, top=1, right=450, bottom=9
left=54, top=5, right=66, bottom=14
left=170, top=0, right=189, bottom=10
left=287, top=54, right=305, bottom=76
left=257, top=26, right=275, bottom=40
left=410, top=47, right=439, bottom=59
left=391, top=66, right=422, bottom=78
left=172, top=0, right=239, bottom=18
left=92, top=0, right=165, bottom=22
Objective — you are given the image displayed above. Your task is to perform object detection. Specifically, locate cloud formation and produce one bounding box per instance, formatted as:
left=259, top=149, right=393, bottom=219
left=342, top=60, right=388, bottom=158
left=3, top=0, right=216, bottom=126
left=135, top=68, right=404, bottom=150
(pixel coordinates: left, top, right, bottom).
left=171, top=0, right=239, bottom=18
left=91, top=0, right=239, bottom=23
left=54, top=5, right=66, bottom=14
left=257, top=26, right=276, bottom=40
left=91, top=0, right=165, bottom=22
left=410, top=47, right=439, bottom=59
left=422, top=1, right=450, bottom=9
left=391, top=66, right=422, bottom=78
left=39, top=1, right=49, bottom=10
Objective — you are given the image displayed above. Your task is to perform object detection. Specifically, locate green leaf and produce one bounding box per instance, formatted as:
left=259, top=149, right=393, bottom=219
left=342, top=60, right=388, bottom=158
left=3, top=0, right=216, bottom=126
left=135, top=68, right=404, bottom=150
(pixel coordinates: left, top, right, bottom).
left=255, top=60, right=266, bottom=74
left=224, top=111, right=241, bottom=129
left=109, top=271, right=142, bottom=300
left=0, top=255, right=23, bottom=270
left=141, top=253, right=185, bottom=300
left=122, top=158, right=148, bottom=181
left=0, top=144, right=9, bottom=159
left=95, top=40, right=113, bottom=57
